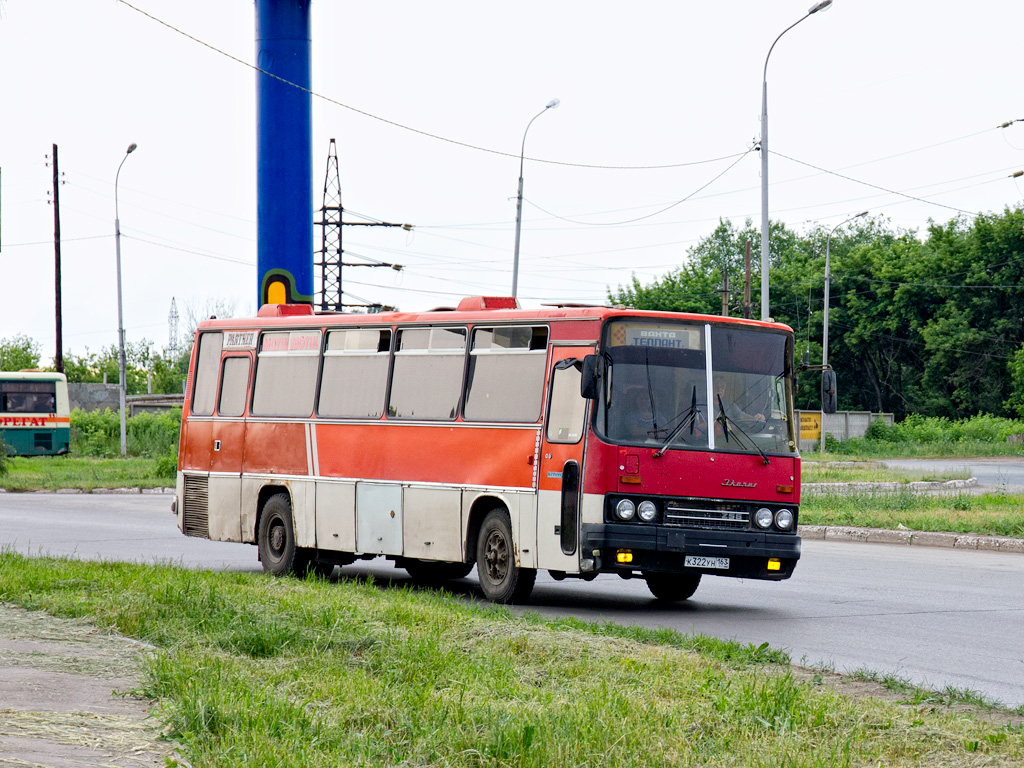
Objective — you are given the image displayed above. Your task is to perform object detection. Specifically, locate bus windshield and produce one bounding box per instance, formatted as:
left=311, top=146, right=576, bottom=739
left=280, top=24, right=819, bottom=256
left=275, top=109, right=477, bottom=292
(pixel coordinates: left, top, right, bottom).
left=595, top=319, right=796, bottom=455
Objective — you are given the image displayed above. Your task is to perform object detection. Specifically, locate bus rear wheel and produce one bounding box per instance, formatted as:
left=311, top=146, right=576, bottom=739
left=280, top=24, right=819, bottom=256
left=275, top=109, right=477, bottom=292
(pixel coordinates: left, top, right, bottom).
left=643, top=571, right=701, bottom=602
left=258, top=493, right=306, bottom=576
left=476, top=509, right=535, bottom=604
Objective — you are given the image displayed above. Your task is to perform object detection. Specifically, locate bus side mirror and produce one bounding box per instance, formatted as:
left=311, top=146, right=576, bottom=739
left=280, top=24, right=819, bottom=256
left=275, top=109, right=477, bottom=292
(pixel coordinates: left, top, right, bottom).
left=821, top=369, right=838, bottom=414
left=580, top=355, right=598, bottom=399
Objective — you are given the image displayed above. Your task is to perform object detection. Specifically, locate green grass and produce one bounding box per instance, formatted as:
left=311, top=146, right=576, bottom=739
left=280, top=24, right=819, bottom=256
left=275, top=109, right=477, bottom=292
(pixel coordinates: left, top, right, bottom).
left=816, top=442, right=1024, bottom=459
left=1, top=553, right=1022, bottom=767
left=802, top=461, right=971, bottom=484
left=848, top=667, right=1023, bottom=716
left=800, top=490, right=1024, bottom=538
left=0, top=455, right=172, bottom=491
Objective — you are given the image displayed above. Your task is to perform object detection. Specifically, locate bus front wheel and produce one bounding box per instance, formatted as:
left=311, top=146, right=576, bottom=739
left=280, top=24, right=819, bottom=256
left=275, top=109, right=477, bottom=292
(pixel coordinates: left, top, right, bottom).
left=476, top=509, right=536, bottom=604
left=258, top=494, right=306, bottom=576
left=644, top=571, right=701, bottom=602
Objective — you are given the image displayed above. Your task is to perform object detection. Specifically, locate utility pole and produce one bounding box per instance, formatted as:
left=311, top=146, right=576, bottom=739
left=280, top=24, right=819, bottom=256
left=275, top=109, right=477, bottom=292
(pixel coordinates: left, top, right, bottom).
left=315, top=138, right=410, bottom=311
left=743, top=240, right=752, bottom=320
left=50, top=144, right=64, bottom=373
left=720, top=270, right=730, bottom=316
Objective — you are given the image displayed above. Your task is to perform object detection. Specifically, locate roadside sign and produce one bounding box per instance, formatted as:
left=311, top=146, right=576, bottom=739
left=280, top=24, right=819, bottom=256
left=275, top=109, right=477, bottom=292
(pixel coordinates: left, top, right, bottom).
left=800, top=412, right=821, bottom=440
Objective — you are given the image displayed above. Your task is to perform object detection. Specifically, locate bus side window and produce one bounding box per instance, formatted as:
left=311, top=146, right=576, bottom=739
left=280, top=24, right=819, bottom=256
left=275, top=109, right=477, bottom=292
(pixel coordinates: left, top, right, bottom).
left=318, top=329, right=391, bottom=419
left=464, top=326, right=548, bottom=422
left=546, top=363, right=587, bottom=444
left=192, top=332, right=223, bottom=417
left=251, top=331, right=322, bottom=417
left=388, top=327, right=466, bottom=420
left=218, top=357, right=251, bottom=417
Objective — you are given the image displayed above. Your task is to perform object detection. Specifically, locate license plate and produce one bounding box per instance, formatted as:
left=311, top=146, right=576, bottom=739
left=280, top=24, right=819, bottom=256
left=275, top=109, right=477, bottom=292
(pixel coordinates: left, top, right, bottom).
left=685, top=555, right=730, bottom=570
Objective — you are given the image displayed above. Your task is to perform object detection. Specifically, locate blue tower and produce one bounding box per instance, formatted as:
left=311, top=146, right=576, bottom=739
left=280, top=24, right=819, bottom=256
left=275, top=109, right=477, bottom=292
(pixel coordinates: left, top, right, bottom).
left=255, top=0, right=313, bottom=306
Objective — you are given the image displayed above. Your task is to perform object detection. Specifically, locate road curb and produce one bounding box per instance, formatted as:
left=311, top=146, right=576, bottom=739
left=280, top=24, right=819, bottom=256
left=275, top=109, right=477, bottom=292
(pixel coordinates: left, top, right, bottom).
left=0, top=487, right=174, bottom=495
left=802, top=477, right=979, bottom=495
left=800, top=525, right=1024, bottom=553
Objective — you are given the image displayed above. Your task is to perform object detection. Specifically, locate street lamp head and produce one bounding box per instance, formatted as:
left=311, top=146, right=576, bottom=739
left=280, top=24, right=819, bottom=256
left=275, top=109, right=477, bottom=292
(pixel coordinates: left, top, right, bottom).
left=126, top=142, right=138, bottom=155
left=545, top=98, right=561, bottom=110
left=808, top=0, right=833, bottom=13
left=855, top=210, right=868, bottom=218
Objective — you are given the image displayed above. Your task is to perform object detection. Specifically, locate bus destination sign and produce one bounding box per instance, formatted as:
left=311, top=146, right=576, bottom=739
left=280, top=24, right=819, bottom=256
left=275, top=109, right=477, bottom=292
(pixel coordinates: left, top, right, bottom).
left=261, top=331, right=323, bottom=354
left=611, top=323, right=701, bottom=350
left=224, top=331, right=257, bottom=349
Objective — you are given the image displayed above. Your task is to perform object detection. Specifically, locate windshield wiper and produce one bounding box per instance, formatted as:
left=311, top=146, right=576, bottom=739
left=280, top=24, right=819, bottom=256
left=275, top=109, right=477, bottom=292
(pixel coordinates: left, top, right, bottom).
left=644, top=349, right=661, bottom=436
left=654, top=386, right=702, bottom=459
left=716, top=394, right=770, bottom=466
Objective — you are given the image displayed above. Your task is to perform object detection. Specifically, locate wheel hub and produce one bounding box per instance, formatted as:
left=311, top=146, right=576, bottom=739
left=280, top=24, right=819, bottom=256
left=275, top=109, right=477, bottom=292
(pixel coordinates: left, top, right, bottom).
left=269, top=521, right=285, bottom=556
left=483, top=530, right=508, bottom=581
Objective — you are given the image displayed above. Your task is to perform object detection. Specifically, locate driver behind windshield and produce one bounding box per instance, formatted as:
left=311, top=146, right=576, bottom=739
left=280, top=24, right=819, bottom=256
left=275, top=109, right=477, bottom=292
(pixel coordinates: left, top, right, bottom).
left=713, top=375, right=766, bottom=432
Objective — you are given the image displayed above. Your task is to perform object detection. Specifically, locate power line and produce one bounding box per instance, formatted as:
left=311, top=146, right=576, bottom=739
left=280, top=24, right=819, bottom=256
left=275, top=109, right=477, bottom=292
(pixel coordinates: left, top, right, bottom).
left=523, top=148, right=755, bottom=226
left=115, top=0, right=746, bottom=172
left=830, top=321, right=1016, bottom=361
left=772, top=151, right=980, bottom=216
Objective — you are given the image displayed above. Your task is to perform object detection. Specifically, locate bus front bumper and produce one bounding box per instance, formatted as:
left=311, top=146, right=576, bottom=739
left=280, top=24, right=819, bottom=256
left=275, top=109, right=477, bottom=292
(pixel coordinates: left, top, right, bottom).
left=580, top=523, right=801, bottom=581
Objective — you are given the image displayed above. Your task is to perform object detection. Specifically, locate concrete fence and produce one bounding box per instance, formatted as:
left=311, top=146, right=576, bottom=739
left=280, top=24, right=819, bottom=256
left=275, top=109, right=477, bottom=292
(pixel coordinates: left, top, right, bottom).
left=67, top=384, right=184, bottom=416
left=67, top=383, right=119, bottom=413
left=794, top=409, right=894, bottom=452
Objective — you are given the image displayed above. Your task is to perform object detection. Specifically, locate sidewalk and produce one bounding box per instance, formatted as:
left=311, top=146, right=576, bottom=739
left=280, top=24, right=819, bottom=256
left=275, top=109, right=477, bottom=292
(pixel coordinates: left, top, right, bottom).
left=801, top=476, right=1024, bottom=552
left=0, top=605, right=171, bottom=766
left=799, top=524, right=1024, bottom=553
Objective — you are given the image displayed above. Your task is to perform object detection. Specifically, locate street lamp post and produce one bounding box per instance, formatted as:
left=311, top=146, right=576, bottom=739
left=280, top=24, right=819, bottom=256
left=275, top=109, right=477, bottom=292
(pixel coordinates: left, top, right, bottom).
left=820, top=209, right=867, bottom=453
left=512, top=98, right=559, bottom=299
left=114, top=142, right=138, bottom=457
left=760, top=0, right=833, bottom=321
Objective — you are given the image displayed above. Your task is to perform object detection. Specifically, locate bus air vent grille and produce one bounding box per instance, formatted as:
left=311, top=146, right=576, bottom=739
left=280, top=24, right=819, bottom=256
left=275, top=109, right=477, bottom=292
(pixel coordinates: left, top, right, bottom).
left=182, top=475, right=210, bottom=539
left=664, top=501, right=749, bottom=531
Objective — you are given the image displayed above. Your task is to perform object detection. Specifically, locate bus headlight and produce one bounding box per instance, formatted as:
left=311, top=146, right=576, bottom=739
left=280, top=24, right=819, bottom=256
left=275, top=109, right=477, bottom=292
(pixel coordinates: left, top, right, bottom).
left=754, top=507, right=774, bottom=529
left=775, top=508, right=794, bottom=530
left=637, top=500, right=657, bottom=522
left=615, top=499, right=636, bottom=521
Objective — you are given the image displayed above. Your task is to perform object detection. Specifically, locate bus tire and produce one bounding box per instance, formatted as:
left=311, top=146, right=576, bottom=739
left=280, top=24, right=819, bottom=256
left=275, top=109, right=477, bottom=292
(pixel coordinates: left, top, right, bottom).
left=476, top=509, right=536, bottom=604
left=643, top=571, right=701, bottom=602
left=404, top=560, right=472, bottom=585
left=258, top=493, right=302, bottom=576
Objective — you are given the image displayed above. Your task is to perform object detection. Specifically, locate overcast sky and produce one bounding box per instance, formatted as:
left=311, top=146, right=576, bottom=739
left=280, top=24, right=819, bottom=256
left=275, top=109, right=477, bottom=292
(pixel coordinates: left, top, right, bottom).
left=1, top=0, right=1021, bottom=364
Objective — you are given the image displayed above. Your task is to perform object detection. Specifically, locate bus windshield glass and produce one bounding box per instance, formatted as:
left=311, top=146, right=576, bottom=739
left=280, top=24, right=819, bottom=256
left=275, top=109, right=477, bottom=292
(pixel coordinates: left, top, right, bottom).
left=595, top=320, right=796, bottom=455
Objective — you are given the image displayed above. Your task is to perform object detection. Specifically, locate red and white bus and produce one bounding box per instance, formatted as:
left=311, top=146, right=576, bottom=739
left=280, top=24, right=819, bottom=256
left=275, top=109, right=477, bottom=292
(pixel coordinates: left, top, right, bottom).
left=174, top=297, right=801, bottom=604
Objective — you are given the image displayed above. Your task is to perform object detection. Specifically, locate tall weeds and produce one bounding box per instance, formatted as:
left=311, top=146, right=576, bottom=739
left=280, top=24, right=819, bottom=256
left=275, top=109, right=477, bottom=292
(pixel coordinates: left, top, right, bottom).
left=70, top=408, right=181, bottom=459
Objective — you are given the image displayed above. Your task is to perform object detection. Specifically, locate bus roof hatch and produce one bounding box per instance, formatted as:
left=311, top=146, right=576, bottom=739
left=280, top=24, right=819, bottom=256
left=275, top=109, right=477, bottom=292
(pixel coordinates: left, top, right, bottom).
left=257, top=303, right=316, bottom=317
left=456, top=296, right=521, bottom=311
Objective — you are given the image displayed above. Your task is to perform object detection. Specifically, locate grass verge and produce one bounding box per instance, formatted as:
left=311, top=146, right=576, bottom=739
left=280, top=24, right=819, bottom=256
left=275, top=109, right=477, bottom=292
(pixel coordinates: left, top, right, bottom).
left=802, top=462, right=971, bottom=484
left=1, top=552, right=1022, bottom=767
left=0, top=455, right=171, bottom=492
left=800, top=490, right=1024, bottom=538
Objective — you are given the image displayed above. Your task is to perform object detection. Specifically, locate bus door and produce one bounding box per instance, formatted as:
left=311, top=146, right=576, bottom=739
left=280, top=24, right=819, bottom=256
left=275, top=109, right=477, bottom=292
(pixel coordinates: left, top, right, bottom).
left=537, top=346, right=592, bottom=573
left=206, top=354, right=252, bottom=541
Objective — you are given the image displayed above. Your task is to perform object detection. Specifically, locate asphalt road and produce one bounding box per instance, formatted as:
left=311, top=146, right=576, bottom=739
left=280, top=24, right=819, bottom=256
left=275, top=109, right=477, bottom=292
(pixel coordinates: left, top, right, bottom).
left=1, top=492, right=1022, bottom=708
left=881, top=457, right=1024, bottom=492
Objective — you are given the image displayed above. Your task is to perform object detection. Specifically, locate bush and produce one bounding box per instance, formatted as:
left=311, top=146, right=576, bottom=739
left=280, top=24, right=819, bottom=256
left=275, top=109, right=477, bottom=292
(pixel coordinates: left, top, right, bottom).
left=70, top=408, right=181, bottom=458
left=864, top=417, right=897, bottom=442
left=890, top=414, right=1024, bottom=444
left=70, top=408, right=120, bottom=456
left=154, top=452, right=178, bottom=481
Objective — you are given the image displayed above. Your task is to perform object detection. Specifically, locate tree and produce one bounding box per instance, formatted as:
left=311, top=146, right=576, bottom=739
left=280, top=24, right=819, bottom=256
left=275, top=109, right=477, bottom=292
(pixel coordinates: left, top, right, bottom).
left=601, top=204, right=1024, bottom=419
left=0, top=334, right=41, bottom=371
left=62, top=340, right=188, bottom=395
